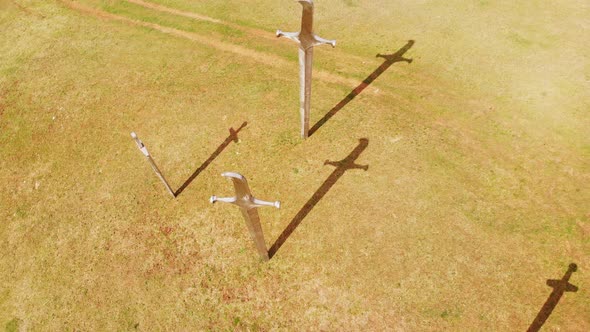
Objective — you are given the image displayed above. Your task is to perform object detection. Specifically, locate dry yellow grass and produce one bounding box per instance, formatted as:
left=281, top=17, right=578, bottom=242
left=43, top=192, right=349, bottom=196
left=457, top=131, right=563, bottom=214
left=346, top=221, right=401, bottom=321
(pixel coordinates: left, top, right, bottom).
left=1, top=0, right=588, bottom=330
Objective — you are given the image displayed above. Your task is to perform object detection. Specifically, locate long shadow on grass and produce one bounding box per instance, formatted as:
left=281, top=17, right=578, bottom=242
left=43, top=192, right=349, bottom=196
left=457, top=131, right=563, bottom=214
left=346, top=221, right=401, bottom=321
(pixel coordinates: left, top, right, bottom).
left=309, top=40, right=415, bottom=136
left=527, top=263, right=579, bottom=332
left=174, top=121, right=247, bottom=196
left=268, top=138, right=369, bottom=259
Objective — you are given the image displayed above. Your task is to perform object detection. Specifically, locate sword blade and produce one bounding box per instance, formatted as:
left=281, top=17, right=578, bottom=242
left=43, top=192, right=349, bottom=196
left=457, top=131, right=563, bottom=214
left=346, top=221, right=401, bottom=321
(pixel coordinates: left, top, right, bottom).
left=131, top=132, right=175, bottom=197
left=146, top=155, right=176, bottom=197
left=299, top=47, right=313, bottom=138
left=240, top=208, right=270, bottom=261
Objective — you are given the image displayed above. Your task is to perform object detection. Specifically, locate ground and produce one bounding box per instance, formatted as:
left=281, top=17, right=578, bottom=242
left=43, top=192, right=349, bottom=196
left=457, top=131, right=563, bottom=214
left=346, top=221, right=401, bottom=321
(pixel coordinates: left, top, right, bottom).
left=0, top=0, right=589, bottom=330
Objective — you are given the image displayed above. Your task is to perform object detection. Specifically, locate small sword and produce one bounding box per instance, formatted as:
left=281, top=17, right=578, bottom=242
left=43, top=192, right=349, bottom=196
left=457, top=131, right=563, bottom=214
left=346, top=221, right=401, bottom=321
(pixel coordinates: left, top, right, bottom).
left=277, top=0, right=336, bottom=138
left=130, top=132, right=175, bottom=197
left=210, top=172, right=280, bottom=261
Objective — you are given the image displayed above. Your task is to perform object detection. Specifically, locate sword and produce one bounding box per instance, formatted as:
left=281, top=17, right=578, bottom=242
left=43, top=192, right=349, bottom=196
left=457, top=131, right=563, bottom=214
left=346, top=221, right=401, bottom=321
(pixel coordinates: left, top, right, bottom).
left=130, top=132, right=175, bottom=197
left=210, top=172, right=280, bottom=261
left=277, top=0, right=336, bottom=138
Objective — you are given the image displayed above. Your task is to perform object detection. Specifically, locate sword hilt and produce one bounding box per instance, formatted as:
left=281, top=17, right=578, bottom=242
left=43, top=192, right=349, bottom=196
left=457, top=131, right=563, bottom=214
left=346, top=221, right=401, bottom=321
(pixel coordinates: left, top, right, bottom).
left=211, top=172, right=280, bottom=210
left=130, top=132, right=149, bottom=156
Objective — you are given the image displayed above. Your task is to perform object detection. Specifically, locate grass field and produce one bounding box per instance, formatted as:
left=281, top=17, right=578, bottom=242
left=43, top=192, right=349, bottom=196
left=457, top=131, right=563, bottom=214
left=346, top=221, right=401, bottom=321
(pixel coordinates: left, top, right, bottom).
left=1, top=0, right=589, bottom=330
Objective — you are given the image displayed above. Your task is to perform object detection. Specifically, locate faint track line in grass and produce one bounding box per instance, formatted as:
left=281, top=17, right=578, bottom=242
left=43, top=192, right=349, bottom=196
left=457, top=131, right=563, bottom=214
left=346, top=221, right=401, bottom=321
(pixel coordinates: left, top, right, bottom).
left=59, top=0, right=423, bottom=132
left=126, top=0, right=374, bottom=65
left=127, top=0, right=224, bottom=24
left=128, top=0, right=372, bottom=67
left=12, top=0, right=47, bottom=18
left=126, top=0, right=276, bottom=41
left=124, top=0, right=386, bottom=91
left=59, top=1, right=289, bottom=66
left=58, top=0, right=386, bottom=91
left=125, top=0, right=440, bottom=91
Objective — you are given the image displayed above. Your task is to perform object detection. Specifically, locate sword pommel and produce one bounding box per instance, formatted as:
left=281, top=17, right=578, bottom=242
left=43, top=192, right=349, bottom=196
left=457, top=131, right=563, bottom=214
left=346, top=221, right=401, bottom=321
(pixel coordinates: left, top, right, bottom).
left=130, top=132, right=142, bottom=148
left=130, top=132, right=149, bottom=156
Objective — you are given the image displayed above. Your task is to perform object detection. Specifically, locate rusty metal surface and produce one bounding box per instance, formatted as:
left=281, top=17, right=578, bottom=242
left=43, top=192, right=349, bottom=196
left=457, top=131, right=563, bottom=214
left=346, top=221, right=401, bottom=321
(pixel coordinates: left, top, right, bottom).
left=210, top=172, right=280, bottom=261
left=277, top=0, right=335, bottom=138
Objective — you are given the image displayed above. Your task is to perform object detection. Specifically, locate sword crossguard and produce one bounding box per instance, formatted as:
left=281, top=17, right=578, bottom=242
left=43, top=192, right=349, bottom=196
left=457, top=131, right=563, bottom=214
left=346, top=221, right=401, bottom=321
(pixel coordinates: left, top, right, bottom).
left=211, top=172, right=278, bottom=261
left=313, top=35, right=336, bottom=48
left=277, top=0, right=336, bottom=50
left=276, top=30, right=300, bottom=43
left=210, top=195, right=236, bottom=204
left=210, top=172, right=280, bottom=210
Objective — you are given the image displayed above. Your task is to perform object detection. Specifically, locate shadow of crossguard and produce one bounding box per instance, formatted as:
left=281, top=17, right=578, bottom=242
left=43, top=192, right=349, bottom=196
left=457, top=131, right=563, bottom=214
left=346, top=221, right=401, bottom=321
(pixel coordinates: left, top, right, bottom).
left=228, top=121, right=247, bottom=143
left=376, top=40, right=415, bottom=64
left=324, top=159, right=369, bottom=171
left=323, top=138, right=369, bottom=171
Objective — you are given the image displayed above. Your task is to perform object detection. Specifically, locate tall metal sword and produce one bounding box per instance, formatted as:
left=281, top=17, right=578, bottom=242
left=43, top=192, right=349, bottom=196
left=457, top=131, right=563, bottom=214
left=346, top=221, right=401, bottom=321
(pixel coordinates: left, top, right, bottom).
left=210, top=172, right=280, bottom=261
left=277, top=0, right=336, bottom=138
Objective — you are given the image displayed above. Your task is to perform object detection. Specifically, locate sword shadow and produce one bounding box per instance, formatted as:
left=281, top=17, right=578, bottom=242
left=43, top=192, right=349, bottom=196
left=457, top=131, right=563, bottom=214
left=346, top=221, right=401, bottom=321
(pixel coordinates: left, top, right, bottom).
left=527, top=263, right=579, bottom=332
left=268, top=138, right=369, bottom=259
left=174, top=121, right=247, bottom=196
left=308, top=40, right=415, bottom=136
